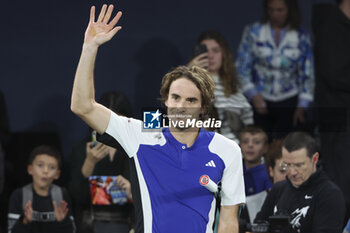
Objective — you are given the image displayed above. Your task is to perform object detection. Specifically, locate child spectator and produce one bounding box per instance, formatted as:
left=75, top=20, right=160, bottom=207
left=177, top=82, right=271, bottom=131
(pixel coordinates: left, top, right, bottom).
left=7, top=145, right=75, bottom=233
left=240, top=125, right=272, bottom=196
left=265, top=139, right=287, bottom=183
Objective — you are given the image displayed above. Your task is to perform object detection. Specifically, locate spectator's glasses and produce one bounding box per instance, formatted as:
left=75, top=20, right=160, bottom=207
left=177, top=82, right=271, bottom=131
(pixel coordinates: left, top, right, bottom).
left=277, top=164, right=287, bottom=174
left=280, top=162, right=306, bottom=172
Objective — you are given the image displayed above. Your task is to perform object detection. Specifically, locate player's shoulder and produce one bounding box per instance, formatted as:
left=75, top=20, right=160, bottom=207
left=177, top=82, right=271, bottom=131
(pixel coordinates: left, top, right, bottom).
left=109, top=111, right=164, bottom=143
left=110, top=111, right=142, bottom=126
left=208, top=132, right=242, bottom=163
left=211, top=132, right=240, bottom=149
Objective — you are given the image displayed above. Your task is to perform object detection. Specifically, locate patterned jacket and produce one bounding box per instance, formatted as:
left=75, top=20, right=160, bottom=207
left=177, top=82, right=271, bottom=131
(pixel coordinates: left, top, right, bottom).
left=235, top=22, right=314, bottom=107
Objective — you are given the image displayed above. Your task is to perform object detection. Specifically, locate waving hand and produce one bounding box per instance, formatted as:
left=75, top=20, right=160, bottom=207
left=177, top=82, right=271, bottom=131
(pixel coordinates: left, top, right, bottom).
left=84, top=4, right=122, bottom=47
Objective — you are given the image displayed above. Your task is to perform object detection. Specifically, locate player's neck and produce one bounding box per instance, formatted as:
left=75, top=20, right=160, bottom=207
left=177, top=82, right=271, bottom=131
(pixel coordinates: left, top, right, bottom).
left=340, top=0, right=350, bottom=19
left=33, top=182, right=50, bottom=196
left=169, top=127, right=200, bottom=147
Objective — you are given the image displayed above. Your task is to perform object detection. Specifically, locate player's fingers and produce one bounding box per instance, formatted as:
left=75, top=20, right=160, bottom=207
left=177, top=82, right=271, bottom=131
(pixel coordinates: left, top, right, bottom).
left=108, top=11, right=122, bottom=29
left=106, top=26, right=122, bottom=41
left=102, top=5, right=114, bottom=24
left=89, top=6, right=96, bottom=23
left=97, top=4, right=107, bottom=22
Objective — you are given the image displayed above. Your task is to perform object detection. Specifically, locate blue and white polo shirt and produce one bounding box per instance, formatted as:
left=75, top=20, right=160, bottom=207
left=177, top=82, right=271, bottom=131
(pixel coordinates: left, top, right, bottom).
left=106, top=111, right=245, bottom=233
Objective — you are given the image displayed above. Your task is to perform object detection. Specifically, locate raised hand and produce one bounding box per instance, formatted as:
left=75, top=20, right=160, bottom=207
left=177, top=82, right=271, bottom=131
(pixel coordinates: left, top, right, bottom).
left=53, top=200, right=69, bottom=222
left=84, top=4, right=122, bottom=47
left=22, top=200, right=33, bottom=224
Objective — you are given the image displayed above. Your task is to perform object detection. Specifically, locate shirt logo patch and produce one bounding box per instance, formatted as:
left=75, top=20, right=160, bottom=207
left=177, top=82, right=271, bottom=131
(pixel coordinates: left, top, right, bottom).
left=205, top=160, right=216, bottom=167
left=291, top=206, right=310, bottom=231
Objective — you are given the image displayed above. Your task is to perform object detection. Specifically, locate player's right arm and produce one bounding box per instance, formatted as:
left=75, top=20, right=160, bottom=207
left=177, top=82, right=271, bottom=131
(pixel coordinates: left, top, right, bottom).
left=71, top=5, right=122, bottom=134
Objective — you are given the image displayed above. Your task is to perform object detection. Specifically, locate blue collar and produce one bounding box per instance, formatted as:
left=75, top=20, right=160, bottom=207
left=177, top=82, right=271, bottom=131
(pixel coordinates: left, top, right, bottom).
left=162, top=127, right=209, bottom=150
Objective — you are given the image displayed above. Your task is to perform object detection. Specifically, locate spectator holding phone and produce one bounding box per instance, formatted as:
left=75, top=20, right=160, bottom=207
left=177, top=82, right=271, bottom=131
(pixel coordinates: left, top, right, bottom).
left=235, top=0, right=315, bottom=140
left=188, top=30, right=253, bottom=143
left=69, top=91, right=134, bottom=233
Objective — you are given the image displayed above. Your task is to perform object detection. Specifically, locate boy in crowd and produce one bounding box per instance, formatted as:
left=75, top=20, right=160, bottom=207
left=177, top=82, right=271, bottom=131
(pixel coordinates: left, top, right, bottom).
left=239, top=125, right=272, bottom=196
left=8, top=145, right=75, bottom=233
left=265, top=139, right=287, bottom=183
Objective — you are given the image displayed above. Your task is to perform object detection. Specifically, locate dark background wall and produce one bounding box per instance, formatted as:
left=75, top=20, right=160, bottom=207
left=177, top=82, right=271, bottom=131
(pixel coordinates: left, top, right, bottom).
left=1, top=0, right=316, bottom=158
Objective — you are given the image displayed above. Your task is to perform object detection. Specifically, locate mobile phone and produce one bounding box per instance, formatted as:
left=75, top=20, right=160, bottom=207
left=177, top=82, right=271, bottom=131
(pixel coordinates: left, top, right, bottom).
left=90, top=130, right=98, bottom=148
left=192, top=44, right=208, bottom=58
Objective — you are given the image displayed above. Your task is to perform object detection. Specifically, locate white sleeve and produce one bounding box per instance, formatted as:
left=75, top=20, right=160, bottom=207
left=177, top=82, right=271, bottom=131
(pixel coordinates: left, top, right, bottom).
left=105, top=111, right=143, bottom=157
left=220, top=143, right=246, bottom=206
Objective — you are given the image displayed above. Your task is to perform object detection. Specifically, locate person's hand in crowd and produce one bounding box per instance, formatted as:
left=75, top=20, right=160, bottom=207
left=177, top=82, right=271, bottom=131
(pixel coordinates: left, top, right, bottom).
left=22, top=200, right=33, bottom=224
left=84, top=4, right=122, bottom=48
left=252, top=94, right=268, bottom=115
left=82, top=142, right=113, bottom=178
left=188, top=53, right=209, bottom=70
left=116, top=175, right=132, bottom=201
left=293, top=107, right=305, bottom=126
left=86, top=142, right=110, bottom=164
left=53, top=200, right=69, bottom=222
